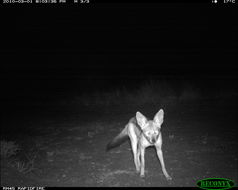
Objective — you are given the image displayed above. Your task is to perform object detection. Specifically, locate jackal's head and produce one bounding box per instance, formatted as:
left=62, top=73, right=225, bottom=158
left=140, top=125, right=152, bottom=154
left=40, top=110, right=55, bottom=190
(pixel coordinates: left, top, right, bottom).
left=136, top=109, right=164, bottom=144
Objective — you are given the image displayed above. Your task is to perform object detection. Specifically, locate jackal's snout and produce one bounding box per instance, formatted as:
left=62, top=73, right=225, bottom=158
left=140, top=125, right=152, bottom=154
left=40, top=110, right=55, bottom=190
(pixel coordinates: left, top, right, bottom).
left=151, top=137, right=157, bottom=144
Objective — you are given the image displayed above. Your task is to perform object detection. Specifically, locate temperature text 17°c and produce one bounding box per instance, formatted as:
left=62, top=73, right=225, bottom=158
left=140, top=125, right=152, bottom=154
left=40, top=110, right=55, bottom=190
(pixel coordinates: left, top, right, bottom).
left=224, top=0, right=235, bottom=3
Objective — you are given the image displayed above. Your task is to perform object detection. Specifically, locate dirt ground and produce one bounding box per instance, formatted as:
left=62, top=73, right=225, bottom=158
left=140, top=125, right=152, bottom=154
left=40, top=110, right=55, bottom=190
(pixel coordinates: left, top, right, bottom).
left=1, top=100, right=238, bottom=187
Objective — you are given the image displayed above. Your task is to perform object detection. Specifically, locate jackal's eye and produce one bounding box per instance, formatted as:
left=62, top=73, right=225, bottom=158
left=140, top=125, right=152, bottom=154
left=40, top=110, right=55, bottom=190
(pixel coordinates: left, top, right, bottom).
left=145, top=131, right=151, bottom=136
left=154, top=131, right=158, bottom=135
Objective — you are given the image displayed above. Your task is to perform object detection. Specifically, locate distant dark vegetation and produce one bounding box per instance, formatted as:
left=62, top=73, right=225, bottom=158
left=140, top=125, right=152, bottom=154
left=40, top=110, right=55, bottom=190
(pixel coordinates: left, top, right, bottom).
left=68, top=78, right=237, bottom=108
left=4, top=76, right=237, bottom=109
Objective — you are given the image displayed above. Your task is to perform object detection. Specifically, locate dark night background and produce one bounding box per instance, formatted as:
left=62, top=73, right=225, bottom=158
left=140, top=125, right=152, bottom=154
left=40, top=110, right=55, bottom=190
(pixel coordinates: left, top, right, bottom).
left=1, top=1, right=238, bottom=187
left=2, top=3, right=237, bottom=102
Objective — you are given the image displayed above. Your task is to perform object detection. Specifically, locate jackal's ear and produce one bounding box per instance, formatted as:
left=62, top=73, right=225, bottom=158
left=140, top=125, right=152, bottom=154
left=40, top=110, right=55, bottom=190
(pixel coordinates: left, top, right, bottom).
left=136, top=111, right=147, bottom=129
left=154, top=109, right=164, bottom=125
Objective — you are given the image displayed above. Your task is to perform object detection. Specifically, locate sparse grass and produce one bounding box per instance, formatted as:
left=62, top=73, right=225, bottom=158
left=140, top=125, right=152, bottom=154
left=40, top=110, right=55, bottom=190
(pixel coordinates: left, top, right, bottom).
left=1, top=140, right=20, bottom=158
left=11, top=152, right=37, bottom=174
left=1, top=140, right=37, bottom=174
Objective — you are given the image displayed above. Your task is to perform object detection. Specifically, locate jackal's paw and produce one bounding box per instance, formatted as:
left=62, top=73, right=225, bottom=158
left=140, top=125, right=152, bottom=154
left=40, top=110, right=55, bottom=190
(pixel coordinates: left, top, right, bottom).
left=140, top=173, right=145, bottom=178
left=136, top=168, right=140, bottom=173
left=166, top=175, right=172, bottom=181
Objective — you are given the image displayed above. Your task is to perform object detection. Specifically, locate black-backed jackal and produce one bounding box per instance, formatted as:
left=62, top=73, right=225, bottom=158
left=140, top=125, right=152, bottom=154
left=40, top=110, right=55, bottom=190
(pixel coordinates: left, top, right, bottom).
left=106, top=109, right=172, bottom=180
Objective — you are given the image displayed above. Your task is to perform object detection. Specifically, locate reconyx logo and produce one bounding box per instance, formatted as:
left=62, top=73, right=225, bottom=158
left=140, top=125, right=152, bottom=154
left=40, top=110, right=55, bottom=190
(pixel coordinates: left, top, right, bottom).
left=197, top=178, right=235, bottom=190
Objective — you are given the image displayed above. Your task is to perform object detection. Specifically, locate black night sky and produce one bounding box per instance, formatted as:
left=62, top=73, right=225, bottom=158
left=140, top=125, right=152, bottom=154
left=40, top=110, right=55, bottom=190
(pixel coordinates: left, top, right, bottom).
left=2, top=3, right=237, bottom=98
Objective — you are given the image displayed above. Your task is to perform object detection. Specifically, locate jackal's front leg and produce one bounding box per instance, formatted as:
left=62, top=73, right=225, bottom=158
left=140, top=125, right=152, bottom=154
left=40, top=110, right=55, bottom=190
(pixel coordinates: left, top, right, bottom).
left=140, top=147, right=145, bottom=178
left=131, top=140, right=140, bottom=172
left=156, top=147, right=172, bottom=180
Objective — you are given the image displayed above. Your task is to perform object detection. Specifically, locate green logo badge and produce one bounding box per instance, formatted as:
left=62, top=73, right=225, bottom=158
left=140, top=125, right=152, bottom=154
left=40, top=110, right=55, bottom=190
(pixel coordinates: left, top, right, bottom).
left=197, top=178, right=235, bottom=190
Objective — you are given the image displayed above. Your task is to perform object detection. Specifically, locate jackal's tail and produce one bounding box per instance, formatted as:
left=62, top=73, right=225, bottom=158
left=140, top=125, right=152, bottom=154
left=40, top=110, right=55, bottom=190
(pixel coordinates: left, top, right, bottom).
left=106, top=125, right=128, bottom=151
